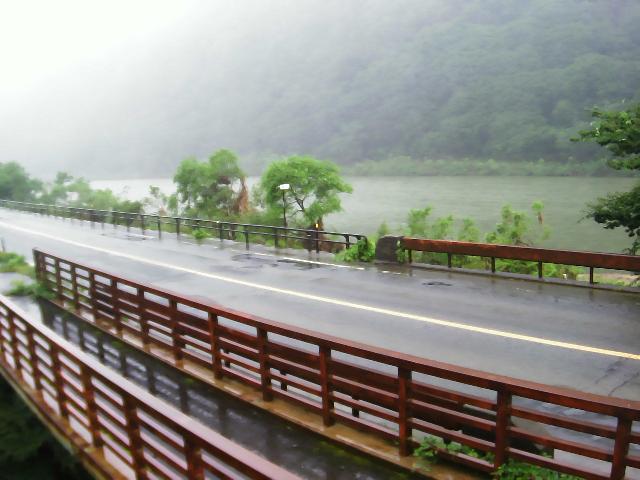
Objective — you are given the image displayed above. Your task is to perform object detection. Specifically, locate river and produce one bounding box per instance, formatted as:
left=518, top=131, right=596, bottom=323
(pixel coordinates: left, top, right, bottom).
left=91, top=176, right=637, bottom=253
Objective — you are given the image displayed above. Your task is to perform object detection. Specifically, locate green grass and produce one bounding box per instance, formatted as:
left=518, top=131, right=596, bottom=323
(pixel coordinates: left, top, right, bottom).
left=4, top=280, right=54, bottom=300
left=0, top=253, right=34, bottom=278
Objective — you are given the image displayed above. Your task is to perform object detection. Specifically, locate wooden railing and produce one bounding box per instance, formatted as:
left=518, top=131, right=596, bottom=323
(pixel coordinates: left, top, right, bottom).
left=402, top=237, right=640, bottom=284
left=34, top=248, right=640, bottom=479
left=0, top=199, right=366, bottom=252
left=0, top=293, right=300, bottom=480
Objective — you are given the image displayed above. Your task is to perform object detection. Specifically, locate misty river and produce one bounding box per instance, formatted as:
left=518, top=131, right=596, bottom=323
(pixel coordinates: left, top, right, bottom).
left=92, top=176, right=637, bottom=254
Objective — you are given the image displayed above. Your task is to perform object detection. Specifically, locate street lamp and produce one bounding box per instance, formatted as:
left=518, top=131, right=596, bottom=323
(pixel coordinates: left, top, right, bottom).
left=278, top=184, right=290, bottom=228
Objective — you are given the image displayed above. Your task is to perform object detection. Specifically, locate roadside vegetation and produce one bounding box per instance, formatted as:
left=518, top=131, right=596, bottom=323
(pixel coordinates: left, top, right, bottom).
left=414, top=435, right=582, bottom=479
left=0, top=103, right=638, bottom=284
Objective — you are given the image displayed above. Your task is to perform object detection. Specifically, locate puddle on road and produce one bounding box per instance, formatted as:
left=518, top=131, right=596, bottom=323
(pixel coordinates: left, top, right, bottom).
left=38, top=300, right=421, bottom=480
left=422, top=281, right=452, bottom=287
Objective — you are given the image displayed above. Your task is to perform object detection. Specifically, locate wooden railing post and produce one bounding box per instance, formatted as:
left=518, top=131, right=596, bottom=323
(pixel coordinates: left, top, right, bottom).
left=207, top=313, right=223, bottom=379
left=111, top=279, right=123, bottom=335
left=70, top=266, right=80, bottom=311
left=256, top=327, right=272, bottom=401
left=26, top=327, right=41, bottom=390
left=123, top=398, right=147, bottom=479
left=7, top=312, right=23, bottom=379
left=494, top=387, right=512, bottom=469
left=50, top=346, right=69, bottom=420
left=319, top=346, right=334, bottom=426
left=88, top=272, right=99, bottom=321
left=610, top=414, right=632, bottom=480
left=398, top=366, right=412, bottom=456
left=169, top=299, right=182, bottom=362
left=80, top=368, right=103, bottom=448
left=54, top=259, right=64, bottom=303
left=184, top=436, right=205, bottom=480
left=137, top=288, right=149, bottom=346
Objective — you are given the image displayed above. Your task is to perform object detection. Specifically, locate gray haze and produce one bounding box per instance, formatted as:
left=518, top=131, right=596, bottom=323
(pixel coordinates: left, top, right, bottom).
left=1, top=0, right=638, bottom=179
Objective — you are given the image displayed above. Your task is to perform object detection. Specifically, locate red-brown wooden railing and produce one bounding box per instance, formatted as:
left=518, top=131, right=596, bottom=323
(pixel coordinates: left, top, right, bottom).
left=34, top=248, right=640, bottom=479
left=0, top=293, right=300, bottom=480
left=402, top=237, right=640, bottom=284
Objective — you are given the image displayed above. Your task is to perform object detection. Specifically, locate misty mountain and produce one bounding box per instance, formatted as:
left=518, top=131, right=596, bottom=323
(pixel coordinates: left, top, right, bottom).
left=2, top=0, right=639, bottom=178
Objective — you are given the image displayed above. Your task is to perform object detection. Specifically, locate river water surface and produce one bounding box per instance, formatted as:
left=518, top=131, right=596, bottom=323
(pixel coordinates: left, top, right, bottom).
left=92, top=176, right=637, bottom=253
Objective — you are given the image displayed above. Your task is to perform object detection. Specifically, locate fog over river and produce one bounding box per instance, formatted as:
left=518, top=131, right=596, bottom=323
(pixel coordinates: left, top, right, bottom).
left=92, top=176, right=636, bottom=253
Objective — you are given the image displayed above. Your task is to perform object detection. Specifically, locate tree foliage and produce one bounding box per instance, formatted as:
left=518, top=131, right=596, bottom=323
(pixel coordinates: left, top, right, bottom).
left=40, top=172, right=142, bottom=213
left=0, top=162, right=42, bottom=201
left=575, top=103, right=640, bottom=170
left=575, top=103, right=640, bottom=253
left=173, top=149, right=248, bottom=217
left=259, top=156, right=352, bottom=225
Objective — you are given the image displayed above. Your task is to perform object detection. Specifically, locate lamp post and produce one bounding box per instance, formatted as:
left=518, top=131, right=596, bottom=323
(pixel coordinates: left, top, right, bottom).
left=278, top=183, right=290, bottom=228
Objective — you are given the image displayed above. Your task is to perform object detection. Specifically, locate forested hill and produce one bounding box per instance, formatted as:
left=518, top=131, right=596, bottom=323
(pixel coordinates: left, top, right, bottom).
left=3, top=0, right=640, bottom=177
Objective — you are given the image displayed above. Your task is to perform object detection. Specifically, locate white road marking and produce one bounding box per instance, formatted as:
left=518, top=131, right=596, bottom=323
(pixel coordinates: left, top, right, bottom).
left=1, top=220, right=639, bottom=361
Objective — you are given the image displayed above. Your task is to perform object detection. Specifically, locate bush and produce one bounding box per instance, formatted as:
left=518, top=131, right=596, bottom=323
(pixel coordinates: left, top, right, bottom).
left=335, top=238, right=376, bottom=262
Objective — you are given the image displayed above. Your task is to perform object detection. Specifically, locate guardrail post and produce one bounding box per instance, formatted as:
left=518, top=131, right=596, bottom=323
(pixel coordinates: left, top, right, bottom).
left=494, top=387, right=512, bottom=469
left=207, top=313, right=223, bottom=379
left=256, top=328, right=272, bottom=401
left=589, top=266, right=595, bottom=284
left=447, top=252, right=452, bottom=268
left=175, top=218, right=181, bottom=236
left=140, top=214, right=145, bottom=234
left=315, top=225, right=320, bottom=253
left=398, top=366, right=412, bottom=456
left=537, top=261, right=543, bottom=279
left=218, top=222, right=223, bottom=241
left=491, top=257, right=496, bottom=273
left=156, top=216, right=162, bottom=238
left=244, top=225, right=250, bottom=250
left=319, top=346, right=334, bottom=426
left=610, top=414, right=632, bottom=480
left=274, top=227, right=279, bottom=248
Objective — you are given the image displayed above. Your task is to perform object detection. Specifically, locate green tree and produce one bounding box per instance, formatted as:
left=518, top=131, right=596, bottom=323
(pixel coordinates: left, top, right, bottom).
left=0, top=162, right=42, bottom=201
left=574, top=104, right=640, bottom=253
left=259, top=155, right=352, bottom=226
left=173, top=149, right=248, bottom=217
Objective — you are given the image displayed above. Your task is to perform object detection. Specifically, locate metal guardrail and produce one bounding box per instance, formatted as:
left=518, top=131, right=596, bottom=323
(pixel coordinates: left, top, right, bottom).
left=402, top=238, right=640, bottom=284
left=35, top=248, right=640, bottom=479
left=0, top=293, right=300, bottom=480
left=0, top=199, right=365, bottom=252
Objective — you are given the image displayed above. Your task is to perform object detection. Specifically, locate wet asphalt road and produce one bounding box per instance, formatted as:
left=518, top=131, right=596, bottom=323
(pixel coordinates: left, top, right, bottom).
left=0, top=209, right=638, bottom=401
